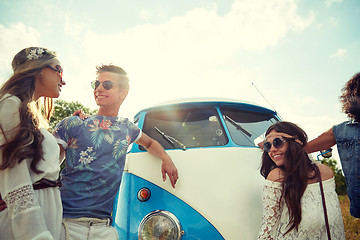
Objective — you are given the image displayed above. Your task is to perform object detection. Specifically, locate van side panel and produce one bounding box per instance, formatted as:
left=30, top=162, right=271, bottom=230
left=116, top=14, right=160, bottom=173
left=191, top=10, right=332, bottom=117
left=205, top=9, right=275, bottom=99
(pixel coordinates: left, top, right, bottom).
left=113, top=172, right=225, bottom=239
left=123, top=147, right=264, bottom=239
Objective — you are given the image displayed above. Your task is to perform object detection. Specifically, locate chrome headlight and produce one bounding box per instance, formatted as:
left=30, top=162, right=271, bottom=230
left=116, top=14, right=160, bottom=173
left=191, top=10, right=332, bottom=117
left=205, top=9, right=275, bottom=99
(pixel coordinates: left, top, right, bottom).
left=138, top=210, right=184, bottom=240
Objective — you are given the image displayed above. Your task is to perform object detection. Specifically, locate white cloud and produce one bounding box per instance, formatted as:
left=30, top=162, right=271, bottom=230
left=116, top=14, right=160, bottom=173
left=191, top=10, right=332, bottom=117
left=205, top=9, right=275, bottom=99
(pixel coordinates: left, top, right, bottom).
left=330, top=48, right=347, bottom=59
left=225, top=0, right=315, bottom=50
left=80, top=0, right=314, bottom=66
left=56, top=0, right=315, bottom=116
left=292, top=96, right=318, bottom=105
left=0, top=22, right=41, bottom=83
left=329, top=16, right=339, bottom=26
left=325, top=0, right=344, bottom=7
left=64, top=16, right=91, bottom=41
left=139, top=9, right=151, bottom=20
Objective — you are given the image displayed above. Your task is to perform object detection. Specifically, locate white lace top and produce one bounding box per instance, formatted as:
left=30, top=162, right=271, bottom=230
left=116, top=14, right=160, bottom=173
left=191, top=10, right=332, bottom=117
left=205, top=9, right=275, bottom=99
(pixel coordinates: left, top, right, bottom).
left=258, top=177, right=345, bottom=240
left=0, top=95, right=62, bottom=240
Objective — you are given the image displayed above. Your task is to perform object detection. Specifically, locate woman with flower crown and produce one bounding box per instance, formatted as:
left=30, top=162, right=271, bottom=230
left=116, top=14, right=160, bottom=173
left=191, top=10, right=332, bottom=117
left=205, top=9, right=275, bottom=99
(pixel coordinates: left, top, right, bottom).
left=0, top=47, right=66, bottom=239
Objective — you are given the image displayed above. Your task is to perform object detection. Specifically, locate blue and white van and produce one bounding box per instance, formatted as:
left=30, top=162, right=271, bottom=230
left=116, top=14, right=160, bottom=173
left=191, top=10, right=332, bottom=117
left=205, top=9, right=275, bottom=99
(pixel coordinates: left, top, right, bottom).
left=113, top=98, right=280, bottom=239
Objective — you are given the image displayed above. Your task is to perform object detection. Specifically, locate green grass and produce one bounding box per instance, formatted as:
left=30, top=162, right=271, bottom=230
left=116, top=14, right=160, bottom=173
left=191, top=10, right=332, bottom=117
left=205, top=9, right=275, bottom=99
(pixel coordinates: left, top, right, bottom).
left=339, top=195, right=360, bottom=240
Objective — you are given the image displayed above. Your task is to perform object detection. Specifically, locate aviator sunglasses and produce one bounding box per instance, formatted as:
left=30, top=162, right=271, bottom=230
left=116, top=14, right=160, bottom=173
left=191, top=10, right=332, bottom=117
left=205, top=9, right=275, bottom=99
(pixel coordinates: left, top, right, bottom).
left=263, top=137, right=286, bottom=153
left=46, top=65, right=63, bottom=81
left=91, top=80, right=117, bottom=90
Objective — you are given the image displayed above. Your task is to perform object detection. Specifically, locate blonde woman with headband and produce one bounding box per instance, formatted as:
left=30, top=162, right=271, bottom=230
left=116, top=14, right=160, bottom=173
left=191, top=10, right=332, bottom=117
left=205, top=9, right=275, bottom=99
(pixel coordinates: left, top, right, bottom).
left=0, top=47, right=66, bottom=239
left=258, top=121, right=345, bottom=239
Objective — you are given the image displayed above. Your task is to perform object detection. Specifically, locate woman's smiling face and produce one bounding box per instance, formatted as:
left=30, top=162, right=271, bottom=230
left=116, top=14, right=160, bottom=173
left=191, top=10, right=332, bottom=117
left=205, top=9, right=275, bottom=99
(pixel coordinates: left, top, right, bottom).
left=266, top=130, right=289, bottom=167
left=34, top=58, right=65, bottom=99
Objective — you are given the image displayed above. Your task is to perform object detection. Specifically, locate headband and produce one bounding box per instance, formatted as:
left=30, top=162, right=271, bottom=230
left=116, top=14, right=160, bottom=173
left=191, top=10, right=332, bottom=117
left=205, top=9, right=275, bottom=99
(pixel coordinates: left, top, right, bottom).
left=27, top=48, right=55, bottom=60
left=265, top=132, right=303, bottom=146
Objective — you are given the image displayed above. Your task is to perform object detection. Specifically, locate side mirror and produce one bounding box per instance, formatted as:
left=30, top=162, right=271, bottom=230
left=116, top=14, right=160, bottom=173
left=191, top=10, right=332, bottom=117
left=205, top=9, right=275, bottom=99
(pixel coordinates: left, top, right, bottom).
left=320, top=148, right=332, bottom=158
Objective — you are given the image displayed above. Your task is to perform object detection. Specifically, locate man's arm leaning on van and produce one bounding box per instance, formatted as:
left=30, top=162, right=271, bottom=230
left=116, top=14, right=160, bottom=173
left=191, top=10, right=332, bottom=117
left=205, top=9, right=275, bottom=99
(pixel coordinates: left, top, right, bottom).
left=136, top=133, right=179, bottom=188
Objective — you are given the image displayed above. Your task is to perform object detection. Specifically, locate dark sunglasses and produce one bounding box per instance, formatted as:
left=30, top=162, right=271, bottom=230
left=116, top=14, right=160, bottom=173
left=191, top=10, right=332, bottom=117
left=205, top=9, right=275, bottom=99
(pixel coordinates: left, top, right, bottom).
left=91, top=80, right=116, bottom=90
left=263, top=137, right=286, bottom=152
left=46, top=65, right=63, bottom=80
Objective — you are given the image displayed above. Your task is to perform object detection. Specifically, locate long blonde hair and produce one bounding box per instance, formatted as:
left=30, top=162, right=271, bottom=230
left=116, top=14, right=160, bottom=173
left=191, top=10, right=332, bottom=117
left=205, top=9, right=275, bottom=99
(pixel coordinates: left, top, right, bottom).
left=0, top=47, right=58, bottom=173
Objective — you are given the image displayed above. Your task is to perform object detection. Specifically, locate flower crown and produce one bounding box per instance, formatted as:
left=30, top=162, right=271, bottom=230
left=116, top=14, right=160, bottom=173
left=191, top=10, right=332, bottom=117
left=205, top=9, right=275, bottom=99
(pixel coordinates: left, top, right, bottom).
left=27, top=48, right=55, bottom=60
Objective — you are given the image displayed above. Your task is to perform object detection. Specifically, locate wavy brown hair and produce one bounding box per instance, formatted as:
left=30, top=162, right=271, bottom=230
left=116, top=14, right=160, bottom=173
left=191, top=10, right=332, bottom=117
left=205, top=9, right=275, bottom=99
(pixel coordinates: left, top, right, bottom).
left=0, top=47, right=57, bottom=174
left=260, top=121, right=317, bottom=235
left=340, top=72, right=360, bottom=122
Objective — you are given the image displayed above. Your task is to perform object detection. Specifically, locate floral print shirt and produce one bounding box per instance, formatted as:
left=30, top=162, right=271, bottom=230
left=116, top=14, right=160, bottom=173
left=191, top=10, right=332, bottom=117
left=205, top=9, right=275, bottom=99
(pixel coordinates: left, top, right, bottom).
left=54, top=115, right=141, bottom=220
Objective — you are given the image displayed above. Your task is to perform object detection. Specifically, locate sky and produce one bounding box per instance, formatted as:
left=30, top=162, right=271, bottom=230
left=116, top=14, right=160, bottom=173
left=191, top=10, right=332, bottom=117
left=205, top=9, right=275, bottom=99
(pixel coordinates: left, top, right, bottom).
left=1, top=0, right=359, bottom=162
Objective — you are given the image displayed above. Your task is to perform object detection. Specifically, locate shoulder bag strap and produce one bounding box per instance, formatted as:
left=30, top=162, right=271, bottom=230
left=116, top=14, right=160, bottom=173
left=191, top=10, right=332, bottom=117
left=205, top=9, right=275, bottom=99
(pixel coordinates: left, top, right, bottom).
left=315, top=164, right=332, bottom=240
left=0, top=193, right=7, bottom=211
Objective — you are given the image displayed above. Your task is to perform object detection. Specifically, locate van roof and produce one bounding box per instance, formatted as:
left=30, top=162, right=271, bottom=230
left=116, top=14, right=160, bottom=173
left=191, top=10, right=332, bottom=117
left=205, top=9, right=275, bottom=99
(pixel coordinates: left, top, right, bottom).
left=134, top=98, right=277, bottom=118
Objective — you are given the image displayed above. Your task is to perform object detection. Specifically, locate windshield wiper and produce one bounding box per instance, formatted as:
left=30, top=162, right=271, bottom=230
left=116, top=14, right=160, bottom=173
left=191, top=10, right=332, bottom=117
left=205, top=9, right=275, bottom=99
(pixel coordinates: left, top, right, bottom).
left=224, top=115, right=252, bottom=137
left=155, top=127, right=187, bottom=151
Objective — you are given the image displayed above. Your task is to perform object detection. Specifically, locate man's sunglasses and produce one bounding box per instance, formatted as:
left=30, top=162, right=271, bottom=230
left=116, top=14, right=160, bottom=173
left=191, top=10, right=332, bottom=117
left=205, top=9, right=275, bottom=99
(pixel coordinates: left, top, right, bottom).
left=47, top=65, right=63, bottom=81
left=263, top=137, right=286, bottom=152
left=91, top=80, right=116, bottom=90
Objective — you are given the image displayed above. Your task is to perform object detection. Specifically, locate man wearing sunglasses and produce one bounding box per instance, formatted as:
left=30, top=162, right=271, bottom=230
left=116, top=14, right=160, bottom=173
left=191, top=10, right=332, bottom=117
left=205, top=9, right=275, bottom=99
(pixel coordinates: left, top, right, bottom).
left=304, top=72, right=360, bottom=219
left=54, top=64, right=179, bottom=240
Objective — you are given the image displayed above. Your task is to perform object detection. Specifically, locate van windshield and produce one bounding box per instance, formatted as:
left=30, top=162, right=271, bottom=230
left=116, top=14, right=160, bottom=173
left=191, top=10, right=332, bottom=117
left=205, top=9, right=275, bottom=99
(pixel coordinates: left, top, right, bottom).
left=142, top=108, right=228, bottom=150
left=141, top=106, right=278, bottom=150
left=221, top=107, right=278, bottom=147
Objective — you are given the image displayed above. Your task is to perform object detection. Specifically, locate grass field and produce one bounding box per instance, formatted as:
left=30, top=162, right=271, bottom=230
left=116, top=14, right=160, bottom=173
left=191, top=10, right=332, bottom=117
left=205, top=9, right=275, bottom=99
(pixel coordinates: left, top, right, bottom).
left=339, top=195, right=360, bottom=240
